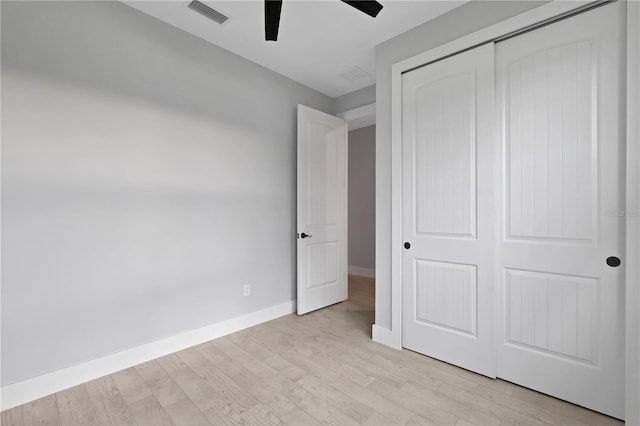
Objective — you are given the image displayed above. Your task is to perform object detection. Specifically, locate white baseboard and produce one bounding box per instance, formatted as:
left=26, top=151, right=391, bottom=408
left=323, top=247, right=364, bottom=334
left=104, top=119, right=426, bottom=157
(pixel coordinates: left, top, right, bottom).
left=0, top=300, right=295, bottom=411
left=372, top=324, right=402, bottom=350
left=348, top=266, right=375, bottom=279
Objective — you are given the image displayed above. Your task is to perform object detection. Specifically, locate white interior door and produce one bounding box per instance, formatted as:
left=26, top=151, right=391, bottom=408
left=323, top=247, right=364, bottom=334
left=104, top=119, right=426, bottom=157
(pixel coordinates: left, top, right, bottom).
left=297, top=104, right=348, bottom=315
left=495, top=2, right=625, bottom=418
left=401, top=43, right=496, bottom=377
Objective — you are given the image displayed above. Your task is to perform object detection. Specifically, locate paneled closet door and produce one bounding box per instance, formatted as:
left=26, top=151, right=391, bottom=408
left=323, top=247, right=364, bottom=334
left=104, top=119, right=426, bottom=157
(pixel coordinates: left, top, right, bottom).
left=495, top=2, right=625, bottom=419
left=401, top=43, right=496, bottom=378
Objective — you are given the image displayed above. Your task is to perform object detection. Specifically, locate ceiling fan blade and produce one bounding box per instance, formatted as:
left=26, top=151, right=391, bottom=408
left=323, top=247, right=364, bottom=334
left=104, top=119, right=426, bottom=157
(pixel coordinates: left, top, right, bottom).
left=265, top=0, right=282, bottom=41
left=341, top=1, right=383, bottom=18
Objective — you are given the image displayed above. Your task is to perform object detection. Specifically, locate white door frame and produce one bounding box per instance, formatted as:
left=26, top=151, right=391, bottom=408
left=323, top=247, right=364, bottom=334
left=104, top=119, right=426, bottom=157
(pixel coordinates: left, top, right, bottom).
left=337, top=102, right=376, bottom=131
left=337, top=103, right=376, bottom=280
left=383, top=1, right=639, bottom=423
left=625, top=1, right=640, bottom=423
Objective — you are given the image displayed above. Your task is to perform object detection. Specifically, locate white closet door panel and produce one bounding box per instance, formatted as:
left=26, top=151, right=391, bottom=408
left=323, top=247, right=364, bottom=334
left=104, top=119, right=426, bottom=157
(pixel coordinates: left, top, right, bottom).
left=507, top=41, right=596, bottom=241
left=402, top=43, right=496, bottom=378
left=414, top=72, right=476, bottom=237
left=415, top=260, right=477, bottom=336
left=505, top=269, right=598, bottom=362
left=496, top=2, right=625, bottom=418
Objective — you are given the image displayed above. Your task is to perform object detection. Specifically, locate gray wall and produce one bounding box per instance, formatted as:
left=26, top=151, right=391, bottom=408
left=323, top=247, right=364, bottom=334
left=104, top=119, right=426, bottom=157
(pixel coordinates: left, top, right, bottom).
left=374, top=1, right=548, bottom=329
left=1, top=1, right=332, bottom=385
left=333, top=85, right=375, bottom=115
left=348, top=126, right=376, bottom=273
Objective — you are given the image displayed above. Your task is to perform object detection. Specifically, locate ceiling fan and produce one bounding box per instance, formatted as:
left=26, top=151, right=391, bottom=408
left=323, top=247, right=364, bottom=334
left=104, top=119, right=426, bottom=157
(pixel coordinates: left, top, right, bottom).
left=265, top=0, right=384, bottom=41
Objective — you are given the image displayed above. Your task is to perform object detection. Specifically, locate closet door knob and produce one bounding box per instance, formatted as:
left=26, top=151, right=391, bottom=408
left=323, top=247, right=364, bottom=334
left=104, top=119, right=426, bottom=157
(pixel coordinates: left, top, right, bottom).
left=606, top=256, right=621, bottom=267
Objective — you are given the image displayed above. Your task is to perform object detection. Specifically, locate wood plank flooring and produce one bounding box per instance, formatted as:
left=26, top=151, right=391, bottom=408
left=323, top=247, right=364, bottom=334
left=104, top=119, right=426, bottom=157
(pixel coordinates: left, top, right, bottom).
left=1, top=276, right=623, bottom=425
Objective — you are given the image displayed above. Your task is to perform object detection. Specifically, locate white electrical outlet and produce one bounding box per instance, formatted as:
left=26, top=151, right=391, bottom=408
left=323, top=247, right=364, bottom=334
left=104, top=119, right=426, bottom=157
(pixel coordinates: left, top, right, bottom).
left=243, top=284, right=251, bottom=296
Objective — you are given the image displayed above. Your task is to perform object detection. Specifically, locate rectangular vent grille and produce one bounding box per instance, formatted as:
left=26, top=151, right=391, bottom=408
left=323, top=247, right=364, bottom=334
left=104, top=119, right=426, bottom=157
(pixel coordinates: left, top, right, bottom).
left=188, top=0, right=229, bottom=24
left=338, top=66, right=372, bottom=83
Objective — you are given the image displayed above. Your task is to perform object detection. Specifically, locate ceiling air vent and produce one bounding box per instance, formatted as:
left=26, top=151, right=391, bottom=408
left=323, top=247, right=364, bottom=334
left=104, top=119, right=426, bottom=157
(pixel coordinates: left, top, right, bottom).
left=188, top=0, right=229, bottom=24
left=338, top=66, right=372, bottom=83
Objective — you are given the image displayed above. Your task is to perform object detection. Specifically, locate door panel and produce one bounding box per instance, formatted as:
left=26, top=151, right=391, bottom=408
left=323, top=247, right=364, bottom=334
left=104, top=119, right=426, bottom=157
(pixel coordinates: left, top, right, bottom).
left=415, top=260, right=477, bottom=336
left=307, top=122, right=339, bottom=226
left=402, top=43, right=496, bottom=378
left=496, top=2, right=625, bottom=418
left=413, top=71, right=477, bottom=237
left=505, top=269, right=599, bottom=363
left=297, top=105, right=348, bottom=315
left=507, top=41, right=596, bottom=241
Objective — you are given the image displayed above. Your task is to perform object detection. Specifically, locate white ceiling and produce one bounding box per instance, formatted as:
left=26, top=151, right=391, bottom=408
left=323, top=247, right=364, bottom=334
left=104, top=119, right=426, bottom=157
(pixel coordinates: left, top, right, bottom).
left=122, top=0, right=467, bottom=98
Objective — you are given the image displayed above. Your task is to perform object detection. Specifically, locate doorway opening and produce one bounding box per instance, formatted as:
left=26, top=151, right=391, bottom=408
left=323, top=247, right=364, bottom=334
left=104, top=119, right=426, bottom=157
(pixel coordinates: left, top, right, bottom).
left=342, top=104, right=376, bottom=336
left=295, top=102, right=376, bottom=336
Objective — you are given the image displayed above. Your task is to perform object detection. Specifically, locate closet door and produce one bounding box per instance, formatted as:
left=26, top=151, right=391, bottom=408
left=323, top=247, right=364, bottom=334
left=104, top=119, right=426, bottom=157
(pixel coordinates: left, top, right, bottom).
left=401, top=43, right=496, bottom=377
left=495, top=2, right=625, bottom=418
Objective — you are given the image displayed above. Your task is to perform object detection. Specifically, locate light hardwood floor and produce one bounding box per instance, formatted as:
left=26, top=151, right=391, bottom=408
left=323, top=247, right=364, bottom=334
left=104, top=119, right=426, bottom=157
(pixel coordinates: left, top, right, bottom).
left=1, top=276, right=623, bottom=425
